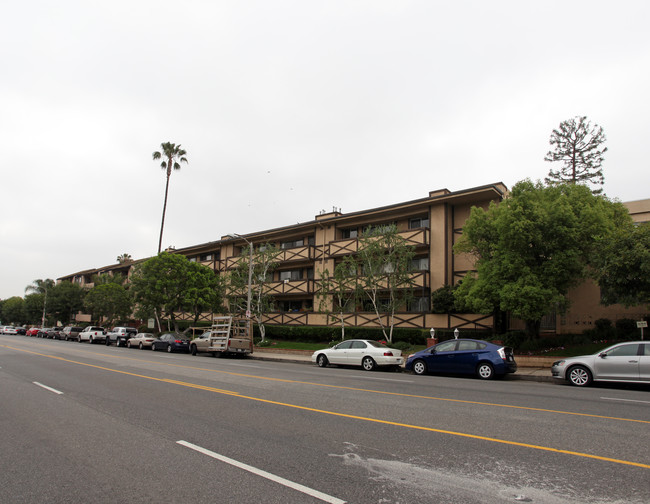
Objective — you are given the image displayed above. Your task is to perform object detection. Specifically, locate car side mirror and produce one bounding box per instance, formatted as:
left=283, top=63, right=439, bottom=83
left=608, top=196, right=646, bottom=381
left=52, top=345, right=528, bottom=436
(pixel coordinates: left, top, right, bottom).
left=430, top=349, right=436, bottom=355
left=599, top=352, right=607, bottom=359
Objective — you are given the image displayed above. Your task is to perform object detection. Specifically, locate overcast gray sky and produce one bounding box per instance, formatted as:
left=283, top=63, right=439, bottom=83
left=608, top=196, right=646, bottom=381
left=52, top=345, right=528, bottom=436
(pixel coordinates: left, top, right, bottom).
left=1, top=0, right=648, bottom=299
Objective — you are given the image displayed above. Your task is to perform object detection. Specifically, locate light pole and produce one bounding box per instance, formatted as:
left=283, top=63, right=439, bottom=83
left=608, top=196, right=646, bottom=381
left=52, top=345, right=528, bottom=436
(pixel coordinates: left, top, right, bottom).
left=228, top=233, right=253, bottom=319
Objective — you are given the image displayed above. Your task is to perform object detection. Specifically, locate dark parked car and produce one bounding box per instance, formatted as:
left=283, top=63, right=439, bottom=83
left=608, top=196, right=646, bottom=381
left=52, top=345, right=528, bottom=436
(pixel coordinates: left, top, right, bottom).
left=15, top=327, right=27, bottom=335
left=151, top=333, right=190, bottom=353
left=45, top=327, right=64, bottom=339
left=405, top=338, right=517, bottom=379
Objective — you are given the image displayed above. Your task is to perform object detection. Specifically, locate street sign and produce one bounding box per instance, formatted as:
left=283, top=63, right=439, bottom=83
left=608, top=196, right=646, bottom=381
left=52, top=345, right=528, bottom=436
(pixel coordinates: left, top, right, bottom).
left=637, top=321, right=648, bottom=328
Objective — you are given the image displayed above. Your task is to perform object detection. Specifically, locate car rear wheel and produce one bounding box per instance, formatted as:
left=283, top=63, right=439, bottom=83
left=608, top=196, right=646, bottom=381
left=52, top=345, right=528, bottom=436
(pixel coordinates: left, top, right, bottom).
left=316, top=354, right=328, bottom=367
left=167, top=344, right=172, bottom=353
left=190, top=344, right=197, bottom=356
left=476, top=362, right=495, bottom=380
left=151, top=344, right=156, bottom=351
left=361, top=356, right=376, bottom=371
left=412, top=359, right=427, bottom=375
left=139, top=342, right=143, bottom=350
left=567, top=365, right=592, bottom=387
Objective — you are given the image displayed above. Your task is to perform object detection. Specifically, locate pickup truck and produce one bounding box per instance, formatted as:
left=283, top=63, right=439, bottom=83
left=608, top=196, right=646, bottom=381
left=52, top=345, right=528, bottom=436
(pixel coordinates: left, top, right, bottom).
left=78, top=326, right=107, bottom=344
left=189, top=317, right=253, bottom=357
left=105, top=327, right=138, bottom=346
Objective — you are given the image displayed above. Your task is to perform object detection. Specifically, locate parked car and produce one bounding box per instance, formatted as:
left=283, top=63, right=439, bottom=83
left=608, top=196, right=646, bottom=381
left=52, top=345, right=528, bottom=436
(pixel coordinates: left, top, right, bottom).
left=151, top=333, right=190, bottom=353
left=551, top=341, right=649, bottom=386
left=60, top=326, right=84, bottom=341
left=105, top=327, right=138, bottom=347
left=15, top=327, right=27, bottom=335
left=126, top=333, right=156, bottom=349
left=311, top=339, right=404, bottom=371
left=78, top=326, right=107, bottom=344
left=405, top=339, right=517, bottom=380
left=26, top=327, right=40, bottom=337
left=2, top=326, right=18, bottom=335
left=45, top=327, right=64, bottom=339
left=37, top=327, right=52, bottom=338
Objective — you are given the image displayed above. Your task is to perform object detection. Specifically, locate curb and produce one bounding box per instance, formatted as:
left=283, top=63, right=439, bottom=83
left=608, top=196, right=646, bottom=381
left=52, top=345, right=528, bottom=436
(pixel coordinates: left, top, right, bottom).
left=250, top=352, right=555, bottom=383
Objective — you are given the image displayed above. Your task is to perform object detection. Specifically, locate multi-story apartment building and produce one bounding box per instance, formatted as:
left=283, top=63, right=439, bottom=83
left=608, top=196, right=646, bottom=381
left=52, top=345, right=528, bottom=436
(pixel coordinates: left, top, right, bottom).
left=59, top=184, right=649, bottom=334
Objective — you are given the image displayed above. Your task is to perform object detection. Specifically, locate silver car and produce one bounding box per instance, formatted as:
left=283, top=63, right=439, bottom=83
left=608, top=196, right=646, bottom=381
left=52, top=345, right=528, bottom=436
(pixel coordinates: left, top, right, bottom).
left=551, top=341, right=650, bottom=386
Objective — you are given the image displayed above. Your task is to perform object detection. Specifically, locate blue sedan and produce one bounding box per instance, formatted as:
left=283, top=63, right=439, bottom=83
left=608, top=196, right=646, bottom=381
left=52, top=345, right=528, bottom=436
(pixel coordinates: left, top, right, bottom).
left=405, top=338, right=517, bottom=379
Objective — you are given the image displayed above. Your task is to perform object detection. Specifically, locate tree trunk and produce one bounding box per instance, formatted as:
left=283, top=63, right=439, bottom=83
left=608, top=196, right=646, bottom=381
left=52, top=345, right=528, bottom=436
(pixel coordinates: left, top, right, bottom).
left=158, top=166, right=171, bottom=254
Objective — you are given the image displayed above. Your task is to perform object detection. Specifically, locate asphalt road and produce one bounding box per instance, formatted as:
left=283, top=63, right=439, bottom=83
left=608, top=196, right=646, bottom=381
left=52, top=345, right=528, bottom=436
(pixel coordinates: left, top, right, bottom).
left=1, top=334, right=649, bottom=503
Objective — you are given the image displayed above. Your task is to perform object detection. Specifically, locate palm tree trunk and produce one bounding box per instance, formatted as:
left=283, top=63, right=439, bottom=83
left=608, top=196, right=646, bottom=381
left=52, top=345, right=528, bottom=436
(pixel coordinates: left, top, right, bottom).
left=158, top=168, right=171, bottom=254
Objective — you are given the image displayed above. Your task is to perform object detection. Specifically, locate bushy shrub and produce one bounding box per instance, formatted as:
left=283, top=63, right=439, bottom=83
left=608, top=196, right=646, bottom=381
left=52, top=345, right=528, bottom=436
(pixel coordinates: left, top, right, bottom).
left=502, top=331, right=527, bottom=349
left=616, top=318, right=637, bottom=339
left=390, top=341, right=412, bottom=351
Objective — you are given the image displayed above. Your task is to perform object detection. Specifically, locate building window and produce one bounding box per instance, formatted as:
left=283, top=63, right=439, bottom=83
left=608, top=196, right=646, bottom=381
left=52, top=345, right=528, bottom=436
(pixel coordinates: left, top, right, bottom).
left=340, top=228, right=358, bottom=239
left=200, top=253, right=212, bottom=261
left=189, top=257, right=197, bottom=262
left=410, top=257, right=429, bottom=271
left=407, top=296, right=430, bottom=312
left=281, top=239, right=304, bottom=249
left=409, top=217, right=429, bottom=229
left=279, top=269, right=303, bottom=281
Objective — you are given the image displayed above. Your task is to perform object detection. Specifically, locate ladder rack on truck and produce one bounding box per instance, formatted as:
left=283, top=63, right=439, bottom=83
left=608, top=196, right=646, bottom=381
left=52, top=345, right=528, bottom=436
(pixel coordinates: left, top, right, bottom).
left=189, top=316, right=253, bottom=356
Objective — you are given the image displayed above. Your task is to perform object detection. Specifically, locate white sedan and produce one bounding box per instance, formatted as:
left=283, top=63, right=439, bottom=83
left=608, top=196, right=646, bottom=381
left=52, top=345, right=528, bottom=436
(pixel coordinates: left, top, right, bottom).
left=311, top=339, right=403, bottom=371
left=126, top=333, right=156, bottom=349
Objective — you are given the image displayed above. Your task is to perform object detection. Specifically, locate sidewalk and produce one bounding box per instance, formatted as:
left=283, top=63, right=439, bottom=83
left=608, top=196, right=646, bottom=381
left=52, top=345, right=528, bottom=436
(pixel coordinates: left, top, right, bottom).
left=251, top=348, right=554, bottom=383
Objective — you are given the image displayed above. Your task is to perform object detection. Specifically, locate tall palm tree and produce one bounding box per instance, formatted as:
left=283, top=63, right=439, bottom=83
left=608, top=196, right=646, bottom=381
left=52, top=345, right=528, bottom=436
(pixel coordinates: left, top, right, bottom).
left=116, top=253, right=132, bottom=264
left=25, top=278, right=55, bottom=327
left=153, top=142, right=188, bottom=254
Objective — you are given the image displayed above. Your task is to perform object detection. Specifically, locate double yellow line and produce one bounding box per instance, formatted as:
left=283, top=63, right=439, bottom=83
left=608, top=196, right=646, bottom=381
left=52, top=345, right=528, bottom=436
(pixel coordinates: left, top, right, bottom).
left=4, top=343, right=650, bottom=470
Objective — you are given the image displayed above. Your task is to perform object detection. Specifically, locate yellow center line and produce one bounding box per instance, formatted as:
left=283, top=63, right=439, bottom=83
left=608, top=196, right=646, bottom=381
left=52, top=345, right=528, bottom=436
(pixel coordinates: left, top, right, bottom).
left=4, top=343, right=650, bottom=426
left=3, top=344, right=650, bottom=470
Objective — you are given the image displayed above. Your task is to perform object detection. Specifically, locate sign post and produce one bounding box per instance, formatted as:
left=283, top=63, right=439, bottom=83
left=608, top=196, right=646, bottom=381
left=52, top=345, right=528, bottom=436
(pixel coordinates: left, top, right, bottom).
left=637, top=320, right=647, bottom=340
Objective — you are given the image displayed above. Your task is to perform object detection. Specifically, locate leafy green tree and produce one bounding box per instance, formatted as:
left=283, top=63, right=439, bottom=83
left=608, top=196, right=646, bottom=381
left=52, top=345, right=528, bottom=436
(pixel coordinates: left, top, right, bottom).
left=153, top=142, right=188, bottom=254
left=544, top=116, right=607, bottom=194
left=454, top=180, right=629, bottom=337
left=430, top=285, right=457, bottom=314
left=24, top=278, right=55, bottom=326
left=24, top=293, right=45, bottom=325
left=595, top=222, right=650, bottom=307
left=183, top=261, right=226, bottom=325
left=1, top=296, right=26, bottom=325
left=48, top=282, right=86, bottom=325
left=92, top=272, right=127, bottom=285
left=318, top=256, right=360, bottom=340
left=131, top=252, right=219, bottom=333
left=354, top=225, right=416, bottom=343
left=84, top=283, right=133, bottom=327
left=226, top=243, right=281, bottom=342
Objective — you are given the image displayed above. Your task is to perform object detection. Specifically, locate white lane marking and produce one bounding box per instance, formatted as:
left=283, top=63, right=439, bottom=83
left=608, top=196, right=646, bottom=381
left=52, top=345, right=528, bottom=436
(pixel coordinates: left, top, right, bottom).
left=601, top=396, right=650, bottom=405
left=33, top=382, right=64, bottom=395
left=177, top=440, right=346, bottom=504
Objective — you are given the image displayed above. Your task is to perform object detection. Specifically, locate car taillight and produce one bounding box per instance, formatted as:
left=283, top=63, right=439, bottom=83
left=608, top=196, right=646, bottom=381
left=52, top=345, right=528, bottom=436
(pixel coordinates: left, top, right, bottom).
left=384, top=351, right=394, bottom=356
left=175, top=339, right=183, bottom=343
left=498, top=347, right=506, bottom=360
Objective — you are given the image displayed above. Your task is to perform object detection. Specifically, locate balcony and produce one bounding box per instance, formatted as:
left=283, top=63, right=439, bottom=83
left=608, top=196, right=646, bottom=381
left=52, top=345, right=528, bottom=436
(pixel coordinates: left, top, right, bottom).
left=266, top=279, right=314, bottom=296
left=328, top=228, right=429, bottom=257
